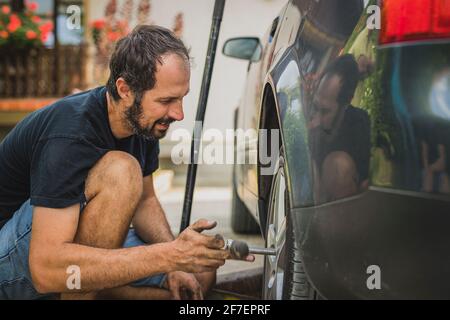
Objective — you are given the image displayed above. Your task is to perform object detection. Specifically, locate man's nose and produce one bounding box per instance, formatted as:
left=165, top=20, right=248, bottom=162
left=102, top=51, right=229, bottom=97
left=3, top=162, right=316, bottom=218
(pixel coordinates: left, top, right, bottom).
left=169, top=102, right=184, bottom=122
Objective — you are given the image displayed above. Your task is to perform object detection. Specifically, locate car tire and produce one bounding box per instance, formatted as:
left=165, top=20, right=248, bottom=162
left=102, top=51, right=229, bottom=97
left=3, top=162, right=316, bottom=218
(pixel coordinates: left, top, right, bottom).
left=231, top=178, right=260, bottom=234
left=282, top=209, right=319, bottom=300
left=262, top=148, right=319, bottom=300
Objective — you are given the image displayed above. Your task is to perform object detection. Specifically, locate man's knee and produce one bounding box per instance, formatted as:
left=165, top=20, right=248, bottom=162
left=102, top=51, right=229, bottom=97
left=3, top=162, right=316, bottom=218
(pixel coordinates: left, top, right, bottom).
left=321, top=151, right=358, bottom=200
left=322, top=151, right=358, bottom=186
left=98, top=151, right=143, bottom=184
left=323, top=151, right=357, bottom=178
left=85, top=151, right=143, bottom=201
left=74, top=151, right=143, bottom=248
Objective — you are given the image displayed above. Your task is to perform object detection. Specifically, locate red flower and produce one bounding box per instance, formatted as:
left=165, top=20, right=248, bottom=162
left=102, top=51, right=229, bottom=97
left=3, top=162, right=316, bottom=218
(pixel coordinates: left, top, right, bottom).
left=31, top=16, right=41, bottom=23
left=92, top=19, right=106, bottom=30
left=7, top=14, right=22, bottom=33
left=1, top=5, right=11, bottom=14
left=26, top=30, right=37, bottom=40
left=27, top=2, right=39, bottom=12
left=40, top=32, right=48, bottom=42
left=7, top=23, right=18, bottom=33
left=39, top=21, right=53, bottom=33
left=107, top=31, right=121, bottom=42
left=0, top=31, right=8, bottom=39
left=10, top=14, right=21, bottom=24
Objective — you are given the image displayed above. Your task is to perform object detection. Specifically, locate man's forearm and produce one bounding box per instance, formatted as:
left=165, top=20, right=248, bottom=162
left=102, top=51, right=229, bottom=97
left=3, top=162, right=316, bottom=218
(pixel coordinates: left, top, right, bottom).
left=30, top=241, right=175, bottom=294
left=132, top=196, right=174, bottom=243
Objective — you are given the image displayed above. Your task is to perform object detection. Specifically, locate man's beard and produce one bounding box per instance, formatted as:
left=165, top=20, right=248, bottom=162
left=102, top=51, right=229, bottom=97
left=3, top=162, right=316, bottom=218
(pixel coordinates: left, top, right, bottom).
left=124, top=96, right=174, bottom=141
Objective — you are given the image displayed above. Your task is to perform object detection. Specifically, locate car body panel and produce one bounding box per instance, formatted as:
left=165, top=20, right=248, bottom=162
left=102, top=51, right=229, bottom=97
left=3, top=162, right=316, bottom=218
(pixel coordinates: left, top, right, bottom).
left=293, top=188, right=450, bottom=299
left=235, top=5, right=288, bottom=215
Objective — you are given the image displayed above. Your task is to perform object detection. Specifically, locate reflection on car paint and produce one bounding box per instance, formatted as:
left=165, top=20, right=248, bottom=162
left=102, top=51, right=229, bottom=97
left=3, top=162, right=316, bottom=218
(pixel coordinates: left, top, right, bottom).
left=308, top=55, right=371, bottom=203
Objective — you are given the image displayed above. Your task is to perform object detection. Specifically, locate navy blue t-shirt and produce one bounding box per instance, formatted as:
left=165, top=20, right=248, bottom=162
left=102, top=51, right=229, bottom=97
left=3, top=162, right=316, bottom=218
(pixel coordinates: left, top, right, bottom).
left=0, top=87, right=159, bottom=229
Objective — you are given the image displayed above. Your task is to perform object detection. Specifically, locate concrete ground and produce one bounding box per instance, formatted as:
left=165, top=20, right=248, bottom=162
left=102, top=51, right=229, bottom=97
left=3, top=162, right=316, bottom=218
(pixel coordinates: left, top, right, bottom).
left=157, top=187, right=265, bottom=287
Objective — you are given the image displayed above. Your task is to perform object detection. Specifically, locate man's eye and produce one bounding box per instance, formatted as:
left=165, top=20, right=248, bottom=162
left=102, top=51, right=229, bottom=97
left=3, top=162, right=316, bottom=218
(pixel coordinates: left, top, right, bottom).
left=161, top=100, right=173, bottom=104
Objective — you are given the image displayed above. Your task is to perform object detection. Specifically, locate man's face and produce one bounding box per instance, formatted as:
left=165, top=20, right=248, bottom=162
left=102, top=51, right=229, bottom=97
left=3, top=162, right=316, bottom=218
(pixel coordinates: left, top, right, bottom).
left=124, top=53, right=190, bottom=140
left=310, top=74, right=343, bottom=133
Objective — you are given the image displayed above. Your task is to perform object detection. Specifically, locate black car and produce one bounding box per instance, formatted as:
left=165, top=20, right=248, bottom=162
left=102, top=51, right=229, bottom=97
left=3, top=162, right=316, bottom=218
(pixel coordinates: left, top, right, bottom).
left=223, top=0, right=450, bottom=299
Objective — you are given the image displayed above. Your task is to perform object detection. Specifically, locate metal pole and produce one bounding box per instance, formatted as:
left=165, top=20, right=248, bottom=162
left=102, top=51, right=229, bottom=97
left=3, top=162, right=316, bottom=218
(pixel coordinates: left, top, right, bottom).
left=180, top=0, right=226, bottom=233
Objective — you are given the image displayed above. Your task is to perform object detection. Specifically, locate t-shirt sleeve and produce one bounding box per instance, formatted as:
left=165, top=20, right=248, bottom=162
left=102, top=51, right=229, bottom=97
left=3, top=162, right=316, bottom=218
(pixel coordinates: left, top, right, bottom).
left=30, top=137, right=103, bottom=208
left=143, top=141, right=160, bottom=177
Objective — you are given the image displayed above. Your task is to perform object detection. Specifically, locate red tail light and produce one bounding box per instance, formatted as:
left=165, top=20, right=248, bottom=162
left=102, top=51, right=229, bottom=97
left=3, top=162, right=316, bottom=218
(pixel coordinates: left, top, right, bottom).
left=381, top=0, right=450, bottom=44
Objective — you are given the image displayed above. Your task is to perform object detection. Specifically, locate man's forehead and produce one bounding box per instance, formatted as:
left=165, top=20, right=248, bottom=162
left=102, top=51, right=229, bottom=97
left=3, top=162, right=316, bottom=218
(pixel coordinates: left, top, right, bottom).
left=151, top=55, right=190, bottom=95
left=319, top=73, right=342, bottom=89
left=316, top=74, right=342, bottom=97
left=157, top=54, right=190, bottom=74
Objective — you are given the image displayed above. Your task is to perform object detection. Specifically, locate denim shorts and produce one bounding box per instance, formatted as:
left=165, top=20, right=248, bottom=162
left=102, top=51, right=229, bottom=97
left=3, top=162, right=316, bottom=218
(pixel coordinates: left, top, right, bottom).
left=0, top=200, right=166, bottom=300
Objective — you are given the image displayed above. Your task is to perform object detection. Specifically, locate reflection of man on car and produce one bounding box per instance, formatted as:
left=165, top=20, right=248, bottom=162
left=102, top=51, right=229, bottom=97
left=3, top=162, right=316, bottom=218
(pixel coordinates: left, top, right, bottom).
left=308, top=54, right=371, bottom=203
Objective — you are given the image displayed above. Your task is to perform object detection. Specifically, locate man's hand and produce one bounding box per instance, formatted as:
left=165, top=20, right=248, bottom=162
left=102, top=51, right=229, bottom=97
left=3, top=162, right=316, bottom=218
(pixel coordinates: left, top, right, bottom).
left=169, top=219, right=230, bottom=274
left=165, top=271, right=203, bottom=300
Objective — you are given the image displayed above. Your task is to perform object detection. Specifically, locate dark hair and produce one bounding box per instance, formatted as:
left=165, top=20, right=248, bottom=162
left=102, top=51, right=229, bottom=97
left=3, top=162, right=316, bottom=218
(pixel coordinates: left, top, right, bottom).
left=106, top=25, right=189, bottom=101
left=321, top=54, right=360, bottom=107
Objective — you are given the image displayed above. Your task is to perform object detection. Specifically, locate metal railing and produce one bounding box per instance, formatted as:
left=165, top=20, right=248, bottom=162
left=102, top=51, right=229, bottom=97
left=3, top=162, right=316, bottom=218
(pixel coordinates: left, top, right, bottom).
left=0, top=44, right=87, bottom=98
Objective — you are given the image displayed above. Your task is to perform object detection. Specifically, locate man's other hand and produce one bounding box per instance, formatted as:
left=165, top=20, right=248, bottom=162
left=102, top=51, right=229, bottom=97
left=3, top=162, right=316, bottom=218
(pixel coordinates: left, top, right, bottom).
left=165, top=271, right=203, bottom=300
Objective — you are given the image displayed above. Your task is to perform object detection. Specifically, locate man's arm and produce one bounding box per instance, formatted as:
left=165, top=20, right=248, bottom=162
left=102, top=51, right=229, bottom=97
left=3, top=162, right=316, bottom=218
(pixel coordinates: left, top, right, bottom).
left=132, top=175, right=175, bottom=243
left=132, top=175, right=212, bottom=300
left=29, top=205, right=228, bottom=294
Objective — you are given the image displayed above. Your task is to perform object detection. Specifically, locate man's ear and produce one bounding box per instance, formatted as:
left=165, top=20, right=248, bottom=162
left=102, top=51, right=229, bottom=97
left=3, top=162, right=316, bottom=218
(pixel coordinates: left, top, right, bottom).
left=116, top=78, right=133, bottom=103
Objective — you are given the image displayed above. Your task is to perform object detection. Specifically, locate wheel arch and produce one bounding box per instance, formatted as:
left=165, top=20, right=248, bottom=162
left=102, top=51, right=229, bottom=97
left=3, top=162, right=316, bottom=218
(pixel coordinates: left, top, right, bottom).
left=257, top=81, right=284, bottom=234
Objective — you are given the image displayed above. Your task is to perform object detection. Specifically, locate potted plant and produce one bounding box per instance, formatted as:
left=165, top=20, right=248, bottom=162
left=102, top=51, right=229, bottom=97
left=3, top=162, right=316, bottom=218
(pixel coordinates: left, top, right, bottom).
left=0, top=2, right=53, bottom=51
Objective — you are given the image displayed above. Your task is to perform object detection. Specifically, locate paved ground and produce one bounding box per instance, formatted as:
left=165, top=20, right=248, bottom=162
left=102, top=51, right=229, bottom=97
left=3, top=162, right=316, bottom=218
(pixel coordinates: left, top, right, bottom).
left=157, top=187, right=265, bottom=283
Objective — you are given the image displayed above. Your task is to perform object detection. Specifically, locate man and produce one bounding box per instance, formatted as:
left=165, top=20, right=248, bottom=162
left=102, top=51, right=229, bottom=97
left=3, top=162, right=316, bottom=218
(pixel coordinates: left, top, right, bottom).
left=308, top=54, right=371, bottom=202
left=0, top=25, right=245, bottom=300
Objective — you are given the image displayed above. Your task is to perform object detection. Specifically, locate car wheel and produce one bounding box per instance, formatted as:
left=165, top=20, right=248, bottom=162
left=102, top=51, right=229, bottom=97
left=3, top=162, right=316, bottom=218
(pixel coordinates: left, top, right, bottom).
left=231, top=175, right=260, bottom=234
left=262, top=149, right=318, bottom=300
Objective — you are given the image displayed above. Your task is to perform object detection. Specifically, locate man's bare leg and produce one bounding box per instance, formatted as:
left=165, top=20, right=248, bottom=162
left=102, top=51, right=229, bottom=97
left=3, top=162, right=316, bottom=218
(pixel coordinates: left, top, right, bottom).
left=321, top=151, right=359, bottom=202
left=60, top=151, right=172, bottom=300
